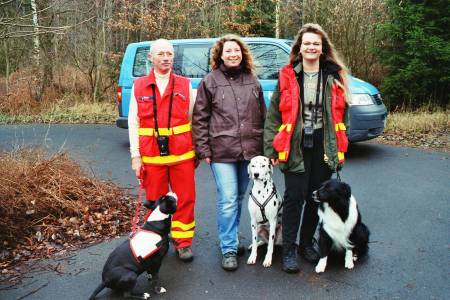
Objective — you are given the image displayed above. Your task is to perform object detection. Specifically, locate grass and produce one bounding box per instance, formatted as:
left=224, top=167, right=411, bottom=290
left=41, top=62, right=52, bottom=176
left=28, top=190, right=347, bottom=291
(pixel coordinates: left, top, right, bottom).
left=0, top=94, right=117, bottom=124
left=1, top=93, right=448, bottom=136
left=385, top=109, right=449, bottom=134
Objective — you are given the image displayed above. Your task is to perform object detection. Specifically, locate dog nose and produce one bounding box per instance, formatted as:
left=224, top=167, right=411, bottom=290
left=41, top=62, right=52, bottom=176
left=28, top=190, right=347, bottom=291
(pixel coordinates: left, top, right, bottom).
left=254, top=173, right=259, bottom=178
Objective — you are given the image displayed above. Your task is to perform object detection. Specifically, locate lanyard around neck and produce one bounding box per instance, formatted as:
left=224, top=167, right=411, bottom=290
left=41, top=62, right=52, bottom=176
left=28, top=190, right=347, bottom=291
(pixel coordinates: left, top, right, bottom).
left=300, top=68, right=322, bottom=124
left=151, top=77, right=175, bottom=136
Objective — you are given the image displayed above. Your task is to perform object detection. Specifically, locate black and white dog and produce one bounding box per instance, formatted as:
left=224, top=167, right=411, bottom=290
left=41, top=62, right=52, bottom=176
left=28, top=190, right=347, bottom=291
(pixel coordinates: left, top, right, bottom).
left=89, top=192, right=177, bottom=299
left=247, top=156, right=283, bottom=267
left=313, top=179, right=370, bottom=273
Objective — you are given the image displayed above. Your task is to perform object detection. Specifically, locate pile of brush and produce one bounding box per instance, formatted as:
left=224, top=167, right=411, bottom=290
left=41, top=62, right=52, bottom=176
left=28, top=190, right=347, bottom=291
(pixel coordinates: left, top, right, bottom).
left=0, top=147, right=134, bottom=276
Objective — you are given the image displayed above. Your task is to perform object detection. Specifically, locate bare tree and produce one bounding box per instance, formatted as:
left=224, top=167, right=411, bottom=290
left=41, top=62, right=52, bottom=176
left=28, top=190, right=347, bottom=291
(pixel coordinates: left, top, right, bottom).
left=30, top=0, right=40, bottom=66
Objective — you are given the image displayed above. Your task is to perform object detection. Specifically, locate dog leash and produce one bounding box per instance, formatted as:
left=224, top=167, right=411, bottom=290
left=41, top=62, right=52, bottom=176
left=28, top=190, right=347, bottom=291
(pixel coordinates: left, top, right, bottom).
left=336, top=166, right=342, bottom=181
left=132, top=167, right=145, bottom=234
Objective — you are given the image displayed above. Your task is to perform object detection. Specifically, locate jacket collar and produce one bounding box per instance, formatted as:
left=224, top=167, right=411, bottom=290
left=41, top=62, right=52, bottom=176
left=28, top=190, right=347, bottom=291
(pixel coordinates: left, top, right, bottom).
left=142, top=69, right=173, bottom=87
left=219, top=64, right=243, bottom=78
left=292, top=60, right=340, bottom=80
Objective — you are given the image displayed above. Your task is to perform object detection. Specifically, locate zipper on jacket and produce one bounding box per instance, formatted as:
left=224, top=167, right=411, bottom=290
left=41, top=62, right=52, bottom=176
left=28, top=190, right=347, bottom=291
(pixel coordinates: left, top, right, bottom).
left=252, top=87, right=258, bottom=99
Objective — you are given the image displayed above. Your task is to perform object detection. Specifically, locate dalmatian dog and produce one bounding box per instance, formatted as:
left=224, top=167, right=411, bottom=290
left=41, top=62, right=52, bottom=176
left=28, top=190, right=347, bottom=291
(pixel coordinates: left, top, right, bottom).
left=247, top=155, right=283, bottom=267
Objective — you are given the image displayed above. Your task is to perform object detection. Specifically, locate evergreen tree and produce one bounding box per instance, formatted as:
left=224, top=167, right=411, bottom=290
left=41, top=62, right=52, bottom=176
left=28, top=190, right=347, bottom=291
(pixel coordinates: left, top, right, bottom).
left=376, top=0, right=450, bottom=108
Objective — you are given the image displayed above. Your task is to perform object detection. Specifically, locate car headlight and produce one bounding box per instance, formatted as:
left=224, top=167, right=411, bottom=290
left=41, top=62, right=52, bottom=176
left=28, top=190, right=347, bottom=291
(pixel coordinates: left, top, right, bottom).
left=349, top=94, right=375, bottom=106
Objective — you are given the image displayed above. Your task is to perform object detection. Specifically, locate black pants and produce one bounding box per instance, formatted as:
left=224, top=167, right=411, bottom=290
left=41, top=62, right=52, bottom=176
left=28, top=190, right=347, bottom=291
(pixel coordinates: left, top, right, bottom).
left=282, top=128, right=332, bottom=248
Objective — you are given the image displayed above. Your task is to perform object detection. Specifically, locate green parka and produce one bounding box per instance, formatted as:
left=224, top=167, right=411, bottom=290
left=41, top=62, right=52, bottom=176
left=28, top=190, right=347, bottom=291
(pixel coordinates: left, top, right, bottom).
left=263, top=61, right=348, bottom=173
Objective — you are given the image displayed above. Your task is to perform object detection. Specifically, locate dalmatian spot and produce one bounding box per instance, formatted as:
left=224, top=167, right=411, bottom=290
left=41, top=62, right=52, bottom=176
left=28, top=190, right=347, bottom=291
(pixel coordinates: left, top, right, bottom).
left=258, top=190, right=261, bottom=194
left=273, top=201, right=277, bottom=206
left=271, top=235, right=275, bottom=240
left=264, top=181, right=267, bottom=188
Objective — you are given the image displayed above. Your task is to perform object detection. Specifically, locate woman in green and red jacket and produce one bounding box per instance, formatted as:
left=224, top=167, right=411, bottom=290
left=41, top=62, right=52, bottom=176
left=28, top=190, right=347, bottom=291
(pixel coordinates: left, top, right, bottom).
left=264, top=23, right=349, bottom=274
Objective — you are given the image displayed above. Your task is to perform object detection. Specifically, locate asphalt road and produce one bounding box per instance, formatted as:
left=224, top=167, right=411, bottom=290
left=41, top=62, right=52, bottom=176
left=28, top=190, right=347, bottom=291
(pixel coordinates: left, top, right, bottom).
left=0, top=124, right=449, bottom=300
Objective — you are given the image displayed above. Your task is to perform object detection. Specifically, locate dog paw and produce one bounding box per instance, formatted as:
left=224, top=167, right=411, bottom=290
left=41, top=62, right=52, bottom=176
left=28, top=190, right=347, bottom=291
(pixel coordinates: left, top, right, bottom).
left=315, top=264, right=325, bottom=273
left=315, top=258, right=327, bottom=273
left=262, top=257, right=272, bottom=267
left=345, top=260, right=354, bottom=269
left=247, top=254, right=257, bottom=265
left=143, top=292, right=151, bottom=299
left=154, top=286, right=166, bottom=294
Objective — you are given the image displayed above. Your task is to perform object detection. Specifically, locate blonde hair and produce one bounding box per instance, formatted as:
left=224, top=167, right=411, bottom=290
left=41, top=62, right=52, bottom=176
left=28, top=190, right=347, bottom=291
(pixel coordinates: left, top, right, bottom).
left=290, top=23, right=348, bottom=88
left=210, top=34, right=256, bottom=75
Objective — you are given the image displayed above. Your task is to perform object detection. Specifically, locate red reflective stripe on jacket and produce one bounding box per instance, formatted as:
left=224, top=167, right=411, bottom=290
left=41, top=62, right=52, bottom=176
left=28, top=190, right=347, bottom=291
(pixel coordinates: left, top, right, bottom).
left=134, top=70, right=194, bottom=165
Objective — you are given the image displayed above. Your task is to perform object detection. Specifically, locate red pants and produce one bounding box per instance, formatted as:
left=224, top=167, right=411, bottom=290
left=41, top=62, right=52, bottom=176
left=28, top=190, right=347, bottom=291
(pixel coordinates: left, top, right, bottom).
left=143, top=159, right=195, bottom=249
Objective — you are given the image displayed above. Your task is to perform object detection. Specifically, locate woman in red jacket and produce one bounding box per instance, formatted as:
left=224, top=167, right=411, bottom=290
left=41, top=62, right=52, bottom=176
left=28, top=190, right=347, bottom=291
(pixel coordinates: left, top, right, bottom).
left=264, top=24, right=349, bottom=273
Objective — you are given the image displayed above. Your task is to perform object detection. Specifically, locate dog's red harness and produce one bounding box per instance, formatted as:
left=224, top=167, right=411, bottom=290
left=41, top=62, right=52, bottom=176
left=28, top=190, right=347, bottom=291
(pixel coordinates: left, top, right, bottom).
left=129, top=229, right=164, bottom=262
left=129, top=171, right=164, bottom=263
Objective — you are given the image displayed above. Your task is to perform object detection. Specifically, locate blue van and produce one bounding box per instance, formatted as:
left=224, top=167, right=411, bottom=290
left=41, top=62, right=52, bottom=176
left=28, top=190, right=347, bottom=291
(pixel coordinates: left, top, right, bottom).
left=116, top=38, right=387, bottom=142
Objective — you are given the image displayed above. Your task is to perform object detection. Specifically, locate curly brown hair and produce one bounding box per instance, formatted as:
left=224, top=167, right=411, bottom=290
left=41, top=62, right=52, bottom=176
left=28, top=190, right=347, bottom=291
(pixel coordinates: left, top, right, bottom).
left=290, top=23, right=348, bottom=87
left=210, top=34, right=256, bottom=75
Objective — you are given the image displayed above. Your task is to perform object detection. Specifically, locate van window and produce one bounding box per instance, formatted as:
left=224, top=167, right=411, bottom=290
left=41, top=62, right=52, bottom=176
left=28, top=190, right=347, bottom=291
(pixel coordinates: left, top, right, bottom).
left=133, top=47, right=151, bottom=77
left=133, top=45, right=210, bottom=78
left=174, top=45, right=210, bottom=77
left=132, top=43, right=288, bottom=80
left=248, top=44, right=288, bottom=80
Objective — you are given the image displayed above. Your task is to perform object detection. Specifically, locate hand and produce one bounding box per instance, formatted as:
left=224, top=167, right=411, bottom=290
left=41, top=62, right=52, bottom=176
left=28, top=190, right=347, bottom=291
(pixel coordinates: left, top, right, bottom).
left=131, top=156, right=143, bottom=178
left=204, top=157, right=211, bottom=165
left=271, top=158, right=279, bottom=166
left=194, top=157, right=200, bottom=169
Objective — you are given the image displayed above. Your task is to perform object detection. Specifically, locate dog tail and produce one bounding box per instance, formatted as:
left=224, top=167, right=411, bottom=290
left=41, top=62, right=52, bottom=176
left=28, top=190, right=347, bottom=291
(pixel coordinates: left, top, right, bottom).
left=352, top=223, right=370, bottom=258
left=89, top=282, right=106, bottom=300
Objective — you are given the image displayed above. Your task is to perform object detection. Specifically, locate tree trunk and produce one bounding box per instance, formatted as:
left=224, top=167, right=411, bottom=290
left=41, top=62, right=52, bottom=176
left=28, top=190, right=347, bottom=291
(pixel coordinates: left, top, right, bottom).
left=275, top=0, right=280, bottom=38
left=30, top=0, right=40, bottom=66
left=3, top=39, right=9, bottom=95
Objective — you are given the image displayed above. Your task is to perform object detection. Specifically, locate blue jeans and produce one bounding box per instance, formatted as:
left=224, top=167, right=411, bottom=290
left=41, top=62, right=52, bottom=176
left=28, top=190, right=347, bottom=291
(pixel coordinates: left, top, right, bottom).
left=210, top=161, right=250, bottom=255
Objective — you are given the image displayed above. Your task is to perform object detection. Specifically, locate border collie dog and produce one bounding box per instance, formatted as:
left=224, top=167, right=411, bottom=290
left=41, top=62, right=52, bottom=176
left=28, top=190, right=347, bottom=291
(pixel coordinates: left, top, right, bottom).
left=313, top=179, right=370, bottom=273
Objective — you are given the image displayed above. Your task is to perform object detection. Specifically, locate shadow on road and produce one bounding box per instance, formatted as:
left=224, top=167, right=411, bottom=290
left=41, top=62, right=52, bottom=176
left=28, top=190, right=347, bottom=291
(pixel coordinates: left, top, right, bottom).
left=120, top=141, right=130, bottom=150
left=346, top=142, right=389, bottom=161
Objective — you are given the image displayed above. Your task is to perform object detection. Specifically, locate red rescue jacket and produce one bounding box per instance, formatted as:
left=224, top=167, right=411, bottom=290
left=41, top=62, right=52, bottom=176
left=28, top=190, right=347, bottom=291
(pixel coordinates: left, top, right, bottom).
left=133, top=70, right=194, bottom=165
left=272, top=64, right=348, bottom=164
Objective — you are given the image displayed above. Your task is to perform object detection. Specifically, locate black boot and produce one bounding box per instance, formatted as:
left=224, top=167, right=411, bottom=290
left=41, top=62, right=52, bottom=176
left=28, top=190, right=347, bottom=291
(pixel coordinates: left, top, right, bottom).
left=298, top=244, right=320, bottom=263
left=282, top=244, right=300, bottom=273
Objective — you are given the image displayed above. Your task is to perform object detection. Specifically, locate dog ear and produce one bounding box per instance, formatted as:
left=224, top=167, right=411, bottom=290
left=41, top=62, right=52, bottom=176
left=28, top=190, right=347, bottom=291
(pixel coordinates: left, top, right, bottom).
left=159, top=195, right=177, bottom=215
left=340, top=182, right=351, bottom=198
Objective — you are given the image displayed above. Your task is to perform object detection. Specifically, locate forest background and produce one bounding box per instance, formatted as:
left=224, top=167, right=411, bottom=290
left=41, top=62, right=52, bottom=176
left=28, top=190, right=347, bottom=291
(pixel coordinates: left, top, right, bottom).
left=0, top=0, right=449, bottom=116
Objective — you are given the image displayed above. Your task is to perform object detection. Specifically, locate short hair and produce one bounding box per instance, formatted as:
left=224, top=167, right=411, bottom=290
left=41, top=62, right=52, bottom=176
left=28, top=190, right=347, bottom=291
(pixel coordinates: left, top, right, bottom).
left=210, top=34, right=256, bottom=75
left=149, top=39, right=174, bottom=55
